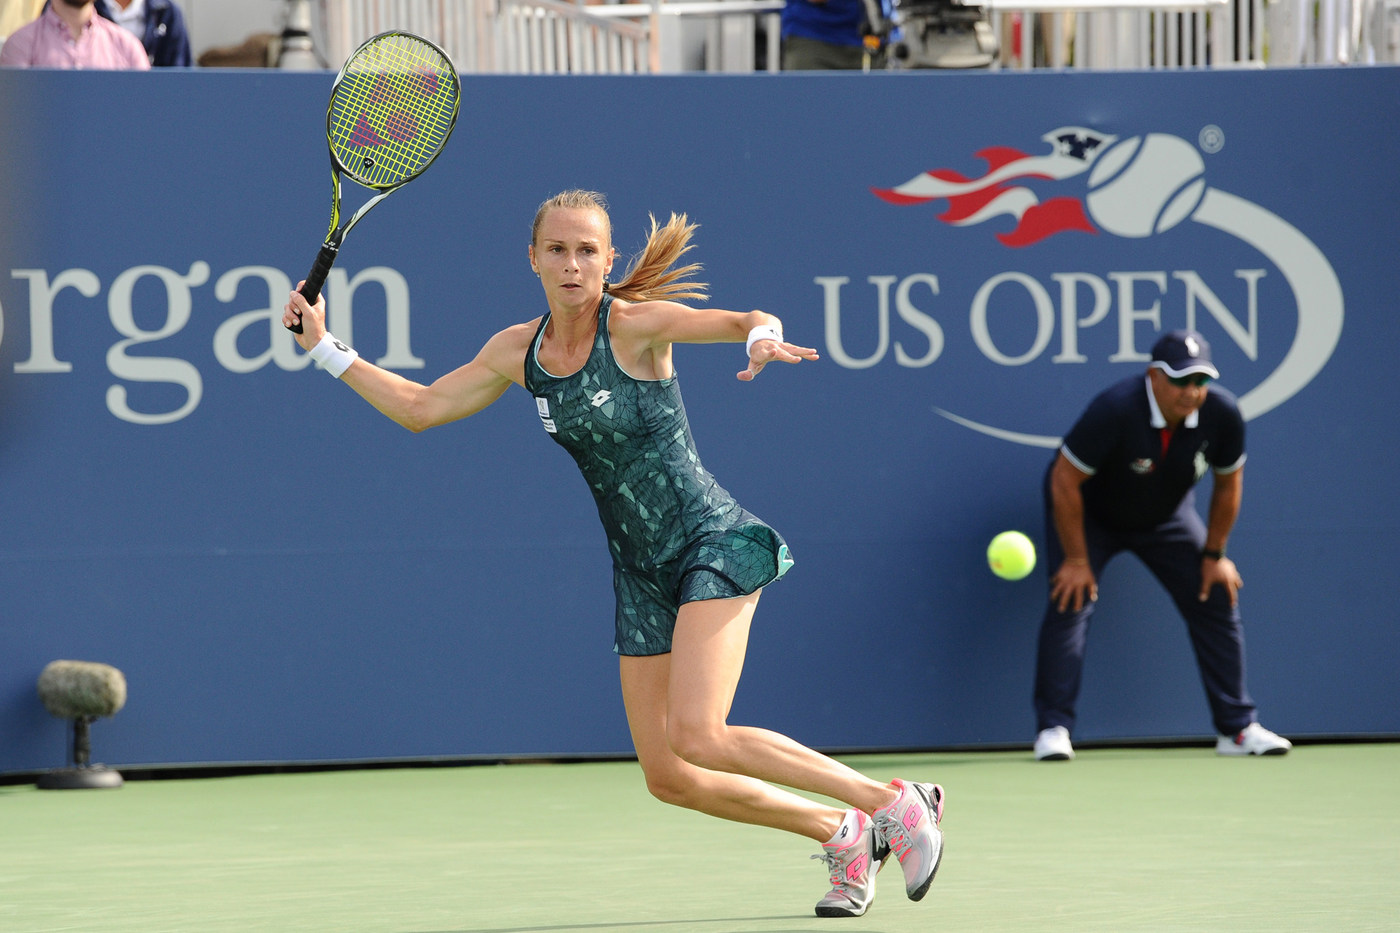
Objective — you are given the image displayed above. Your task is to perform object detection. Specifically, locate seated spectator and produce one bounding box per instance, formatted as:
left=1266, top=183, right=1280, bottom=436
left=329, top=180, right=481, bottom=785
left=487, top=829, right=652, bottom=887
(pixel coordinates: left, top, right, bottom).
left=95, top=0, right=190, bottom=67
left=0, top=0, right=149, bottom=68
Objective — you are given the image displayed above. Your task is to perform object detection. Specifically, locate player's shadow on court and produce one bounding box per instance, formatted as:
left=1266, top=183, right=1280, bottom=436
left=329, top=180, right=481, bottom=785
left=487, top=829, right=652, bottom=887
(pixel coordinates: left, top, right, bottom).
left=406, top=921, right=892, bottom=933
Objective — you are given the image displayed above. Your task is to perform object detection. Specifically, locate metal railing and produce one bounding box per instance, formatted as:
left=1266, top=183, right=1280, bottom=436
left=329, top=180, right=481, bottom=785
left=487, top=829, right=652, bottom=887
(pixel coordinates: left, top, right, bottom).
left=585, top=1, right=786, bottom=71
left=985, top=0, right=1399, bottom=67
left=984, top=0, right=1242, bottom=69
left=311, top=0, right=1400, bottom=71
left=1266, top=0, right=1400, bottom=63
left=316, top=0, right=776, bottom=72
left=498, top=0, right=651, bottom=72
left=319, top=0, right=492, bottom=70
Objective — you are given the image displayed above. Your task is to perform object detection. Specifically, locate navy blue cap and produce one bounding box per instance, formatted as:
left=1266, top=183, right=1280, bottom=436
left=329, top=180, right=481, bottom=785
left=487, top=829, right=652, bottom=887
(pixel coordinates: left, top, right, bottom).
left=1151, top=330, right=1219, bottom=379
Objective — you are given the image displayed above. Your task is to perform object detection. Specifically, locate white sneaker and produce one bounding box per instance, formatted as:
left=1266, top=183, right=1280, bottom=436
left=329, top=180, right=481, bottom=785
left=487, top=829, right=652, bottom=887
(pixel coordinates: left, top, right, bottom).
left=1034, top=726, right=1074, bottom=761
left=1216, top=722, right=1292, bottom=756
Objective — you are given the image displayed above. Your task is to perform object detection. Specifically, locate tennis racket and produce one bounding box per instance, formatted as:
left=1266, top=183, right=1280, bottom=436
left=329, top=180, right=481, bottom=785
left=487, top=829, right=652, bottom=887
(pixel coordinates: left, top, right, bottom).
left=289, top=31, right=461, bottom=333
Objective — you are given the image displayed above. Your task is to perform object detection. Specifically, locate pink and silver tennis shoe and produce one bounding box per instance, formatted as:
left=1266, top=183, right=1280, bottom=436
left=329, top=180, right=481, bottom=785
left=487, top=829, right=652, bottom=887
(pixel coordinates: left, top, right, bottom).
left=812, top=808, right=889, bottom=917
left=872, top=779, right=944, bottom=901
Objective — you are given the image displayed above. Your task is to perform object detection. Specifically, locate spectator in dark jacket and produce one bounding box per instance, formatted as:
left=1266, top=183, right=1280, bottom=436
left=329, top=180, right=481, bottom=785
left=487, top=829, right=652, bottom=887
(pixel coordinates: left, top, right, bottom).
left=96, top=0, right=189, bottom=66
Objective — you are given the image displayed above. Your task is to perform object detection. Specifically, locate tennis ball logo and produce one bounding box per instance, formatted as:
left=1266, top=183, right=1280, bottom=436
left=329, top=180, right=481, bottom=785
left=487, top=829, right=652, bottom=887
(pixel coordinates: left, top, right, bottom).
left=1085, top=134, right=1206, bottom=238
left=987, top=531, right=1037, bottom=581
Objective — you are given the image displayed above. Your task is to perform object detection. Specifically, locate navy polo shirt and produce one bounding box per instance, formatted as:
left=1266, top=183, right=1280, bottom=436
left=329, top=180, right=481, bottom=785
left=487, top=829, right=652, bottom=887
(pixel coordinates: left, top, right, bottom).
left=1060, top=375, right=1246, bottom=532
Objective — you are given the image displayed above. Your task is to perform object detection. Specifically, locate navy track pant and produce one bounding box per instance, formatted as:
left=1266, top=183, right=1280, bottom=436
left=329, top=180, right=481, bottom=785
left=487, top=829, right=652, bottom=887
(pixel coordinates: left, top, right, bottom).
left=1033, top=489, right=1258, bottom=738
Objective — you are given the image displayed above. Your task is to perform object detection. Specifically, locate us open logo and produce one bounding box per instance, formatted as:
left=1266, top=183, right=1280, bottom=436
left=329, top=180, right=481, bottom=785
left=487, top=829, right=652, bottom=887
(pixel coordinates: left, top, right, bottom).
left=872, top=126, right=1344, bottom=447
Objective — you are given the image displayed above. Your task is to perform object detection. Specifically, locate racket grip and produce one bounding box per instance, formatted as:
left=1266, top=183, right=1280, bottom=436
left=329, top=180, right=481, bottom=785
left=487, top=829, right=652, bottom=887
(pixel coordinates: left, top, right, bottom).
left=290, top=243, right=339, bottom=334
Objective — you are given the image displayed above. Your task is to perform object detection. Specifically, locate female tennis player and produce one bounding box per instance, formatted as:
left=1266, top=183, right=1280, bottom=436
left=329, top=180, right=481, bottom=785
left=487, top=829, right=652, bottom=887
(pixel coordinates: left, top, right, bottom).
left=283, top=189, right=943, bottom=918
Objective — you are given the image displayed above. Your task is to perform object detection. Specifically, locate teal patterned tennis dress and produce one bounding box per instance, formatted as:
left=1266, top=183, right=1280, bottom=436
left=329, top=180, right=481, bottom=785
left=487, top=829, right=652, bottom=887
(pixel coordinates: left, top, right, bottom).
left=524, top=295, right=793, bottom=656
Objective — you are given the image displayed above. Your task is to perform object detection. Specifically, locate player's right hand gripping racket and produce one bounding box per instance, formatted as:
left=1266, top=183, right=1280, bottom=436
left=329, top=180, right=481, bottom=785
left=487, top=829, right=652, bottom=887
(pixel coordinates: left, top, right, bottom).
left=289, top=31, right=461, bottom=333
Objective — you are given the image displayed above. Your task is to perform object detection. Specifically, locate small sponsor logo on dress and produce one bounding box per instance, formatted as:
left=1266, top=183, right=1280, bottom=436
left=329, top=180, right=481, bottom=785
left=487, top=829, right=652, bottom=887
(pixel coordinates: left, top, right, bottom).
left=535, top=396, right=557, bottom=433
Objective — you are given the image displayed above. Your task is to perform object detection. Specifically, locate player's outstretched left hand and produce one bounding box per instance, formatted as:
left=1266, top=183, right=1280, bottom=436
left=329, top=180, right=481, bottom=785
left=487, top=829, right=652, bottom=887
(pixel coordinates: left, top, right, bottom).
left=738, top=339, right=819, bottom=382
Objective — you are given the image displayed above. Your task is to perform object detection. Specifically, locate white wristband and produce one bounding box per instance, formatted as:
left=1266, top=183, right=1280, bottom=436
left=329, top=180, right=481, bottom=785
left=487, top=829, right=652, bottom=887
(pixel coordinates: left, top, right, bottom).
left=309, top=332, right=359, bottom=379
left=745, top=323, right=784, bottom=357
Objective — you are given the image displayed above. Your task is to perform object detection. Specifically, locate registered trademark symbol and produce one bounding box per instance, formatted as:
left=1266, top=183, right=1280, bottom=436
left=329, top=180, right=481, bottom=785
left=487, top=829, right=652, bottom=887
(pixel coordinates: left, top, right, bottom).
left=1199, top=125, right=1225, bottom=153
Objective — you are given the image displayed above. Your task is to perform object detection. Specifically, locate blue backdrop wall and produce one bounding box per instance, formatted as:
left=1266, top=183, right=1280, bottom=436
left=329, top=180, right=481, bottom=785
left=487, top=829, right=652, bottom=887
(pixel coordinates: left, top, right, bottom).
left=2, top=66, right=1397, bottom=774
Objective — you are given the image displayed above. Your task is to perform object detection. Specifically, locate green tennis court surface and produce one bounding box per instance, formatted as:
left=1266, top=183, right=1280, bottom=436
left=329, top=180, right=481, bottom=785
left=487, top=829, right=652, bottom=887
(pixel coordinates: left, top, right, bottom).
left=3, top=744, right=1395, bottom=932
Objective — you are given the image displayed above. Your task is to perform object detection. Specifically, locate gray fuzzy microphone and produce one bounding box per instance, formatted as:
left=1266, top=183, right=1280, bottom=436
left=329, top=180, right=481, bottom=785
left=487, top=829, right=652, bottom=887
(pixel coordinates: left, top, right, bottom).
left=36, top=660, right=128, bottom=790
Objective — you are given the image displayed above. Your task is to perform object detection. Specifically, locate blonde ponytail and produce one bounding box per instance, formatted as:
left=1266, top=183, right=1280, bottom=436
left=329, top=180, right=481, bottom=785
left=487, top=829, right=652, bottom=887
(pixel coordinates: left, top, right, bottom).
left=609, top=212, right=709, bottom=303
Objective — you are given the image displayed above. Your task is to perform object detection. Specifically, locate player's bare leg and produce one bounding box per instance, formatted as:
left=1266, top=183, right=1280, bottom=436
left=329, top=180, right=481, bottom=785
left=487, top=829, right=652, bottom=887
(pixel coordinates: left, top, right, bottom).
left=623, top=655, right=893, bottom=916
left=620, top=592, right=943, bottom=910
left=620, top=592, right=896, bottom=838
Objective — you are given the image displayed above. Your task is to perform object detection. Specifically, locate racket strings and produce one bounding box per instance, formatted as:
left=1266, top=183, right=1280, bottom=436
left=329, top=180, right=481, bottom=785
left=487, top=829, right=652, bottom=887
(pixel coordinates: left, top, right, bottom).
left=328, top=35, right=459, bottom=188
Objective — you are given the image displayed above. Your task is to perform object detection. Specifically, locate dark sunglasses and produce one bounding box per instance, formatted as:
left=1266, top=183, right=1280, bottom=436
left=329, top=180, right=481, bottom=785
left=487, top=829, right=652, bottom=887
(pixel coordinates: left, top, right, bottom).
left=1167, top=373, right=1212, bottom=387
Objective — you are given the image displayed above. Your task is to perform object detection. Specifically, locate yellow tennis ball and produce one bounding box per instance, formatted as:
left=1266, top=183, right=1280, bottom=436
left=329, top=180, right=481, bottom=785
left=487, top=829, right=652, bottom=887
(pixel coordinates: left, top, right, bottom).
left=988, top=531, right=1037, bottom=581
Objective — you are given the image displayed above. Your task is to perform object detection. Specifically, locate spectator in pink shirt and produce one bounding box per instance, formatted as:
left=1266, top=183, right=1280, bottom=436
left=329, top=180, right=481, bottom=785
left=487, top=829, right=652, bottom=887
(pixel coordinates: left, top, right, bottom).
left=0, top=0, right=149, bottom=68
